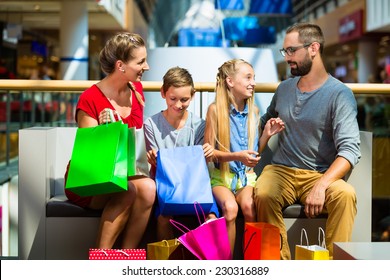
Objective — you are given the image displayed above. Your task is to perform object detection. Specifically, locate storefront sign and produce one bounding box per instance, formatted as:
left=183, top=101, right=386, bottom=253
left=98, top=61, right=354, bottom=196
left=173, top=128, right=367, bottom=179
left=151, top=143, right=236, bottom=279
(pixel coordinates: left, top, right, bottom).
left=339, top=10, right=363, bottom=43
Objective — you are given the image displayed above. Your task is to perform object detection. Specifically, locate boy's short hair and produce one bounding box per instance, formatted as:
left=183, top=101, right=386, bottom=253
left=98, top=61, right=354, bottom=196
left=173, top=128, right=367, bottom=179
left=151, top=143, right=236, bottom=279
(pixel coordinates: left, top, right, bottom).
left=161, top=66, right=196, bottom=96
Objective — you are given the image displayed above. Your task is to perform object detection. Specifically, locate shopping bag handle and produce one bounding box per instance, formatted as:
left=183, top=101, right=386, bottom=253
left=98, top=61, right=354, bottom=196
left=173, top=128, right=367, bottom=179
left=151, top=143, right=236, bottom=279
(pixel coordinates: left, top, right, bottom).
left=169, top=203, right=205, bottom=235
left=161, top=239, right=179, bottom=246
left=318, top=227, right=326, bottom=248
left=169, top=219, right=191, bottom=235
left=243, top=228, right=283, bottom=253
left=102, top=108, right=125, bottom=125
left=300, top=227, right=326, bottom=248
left=174, top=126, right=195, bottom=148
left=193, top=201, right=206, bottom=225
left=243, top=229, right=257, bottom=254
left=300, top=228, right=309, bottom=247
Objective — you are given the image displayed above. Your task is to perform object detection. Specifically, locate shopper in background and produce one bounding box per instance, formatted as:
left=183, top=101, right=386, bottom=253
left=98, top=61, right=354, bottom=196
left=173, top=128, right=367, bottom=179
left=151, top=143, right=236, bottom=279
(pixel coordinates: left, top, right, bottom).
left=0, top=59, right=15, bottom=79
left=380, top=66, right=390, bottom=84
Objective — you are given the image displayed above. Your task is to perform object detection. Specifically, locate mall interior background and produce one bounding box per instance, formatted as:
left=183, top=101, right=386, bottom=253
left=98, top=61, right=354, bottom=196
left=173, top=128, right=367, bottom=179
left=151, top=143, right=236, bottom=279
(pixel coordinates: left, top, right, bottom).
left=0, top=0, right=389, bottom=256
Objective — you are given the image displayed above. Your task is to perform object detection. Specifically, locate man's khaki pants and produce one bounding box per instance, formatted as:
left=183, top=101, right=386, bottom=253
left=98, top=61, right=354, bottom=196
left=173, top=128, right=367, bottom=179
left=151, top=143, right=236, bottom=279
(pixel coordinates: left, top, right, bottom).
left=254, top=165, right=357, bottom=260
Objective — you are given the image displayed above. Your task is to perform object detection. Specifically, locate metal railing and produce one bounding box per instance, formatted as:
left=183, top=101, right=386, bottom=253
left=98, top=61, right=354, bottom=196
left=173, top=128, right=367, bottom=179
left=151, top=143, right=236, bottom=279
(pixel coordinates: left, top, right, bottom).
left=1, top=79, right=390, bottom=184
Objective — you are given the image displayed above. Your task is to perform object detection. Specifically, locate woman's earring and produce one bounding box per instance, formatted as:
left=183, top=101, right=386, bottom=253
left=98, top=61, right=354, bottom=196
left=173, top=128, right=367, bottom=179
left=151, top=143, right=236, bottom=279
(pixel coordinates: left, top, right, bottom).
left=120, top=68, right=125, bottom=73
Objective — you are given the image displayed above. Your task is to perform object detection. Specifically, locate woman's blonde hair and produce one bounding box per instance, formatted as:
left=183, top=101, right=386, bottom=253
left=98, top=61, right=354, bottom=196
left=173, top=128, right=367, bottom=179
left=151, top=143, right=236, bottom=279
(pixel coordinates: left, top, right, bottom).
left=99, top=32, right=145, bottom=106
left=211, top=59, right=258, bottom=183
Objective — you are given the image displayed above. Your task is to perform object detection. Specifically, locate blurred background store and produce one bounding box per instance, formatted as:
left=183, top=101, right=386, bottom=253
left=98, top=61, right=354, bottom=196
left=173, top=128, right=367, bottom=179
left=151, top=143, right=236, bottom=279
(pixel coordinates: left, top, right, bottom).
left=0, top=0, right=389, bottom=257
left=1, top=0, right=389, bottom=82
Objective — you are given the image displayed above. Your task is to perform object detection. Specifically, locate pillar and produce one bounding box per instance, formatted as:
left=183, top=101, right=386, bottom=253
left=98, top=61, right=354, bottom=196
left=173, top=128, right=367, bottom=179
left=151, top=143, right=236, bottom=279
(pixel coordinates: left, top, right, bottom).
left=59, top=1, right=88, bottom=80
left=357, top=40, right=378, bottom=83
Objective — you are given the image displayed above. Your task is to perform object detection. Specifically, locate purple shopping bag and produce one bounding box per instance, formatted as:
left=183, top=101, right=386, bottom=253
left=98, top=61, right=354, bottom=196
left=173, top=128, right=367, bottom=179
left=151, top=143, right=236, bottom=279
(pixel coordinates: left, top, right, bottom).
left=170, top=203, right=232, bottom=260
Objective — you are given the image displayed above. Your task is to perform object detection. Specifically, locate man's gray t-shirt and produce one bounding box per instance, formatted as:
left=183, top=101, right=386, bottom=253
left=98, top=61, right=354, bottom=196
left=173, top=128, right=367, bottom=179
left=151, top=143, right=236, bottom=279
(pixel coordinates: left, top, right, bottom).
left=261, top=75, right=361, bottom=172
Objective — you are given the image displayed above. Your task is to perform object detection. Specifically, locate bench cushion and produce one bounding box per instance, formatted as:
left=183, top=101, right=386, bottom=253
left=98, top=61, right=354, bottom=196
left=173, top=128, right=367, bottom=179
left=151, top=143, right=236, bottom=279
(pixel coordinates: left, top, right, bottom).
left=282, top=204, right=328, bottom=219
left=46, top=195, right=327, bottom=220
left=46, top=195, right=102, bottom=217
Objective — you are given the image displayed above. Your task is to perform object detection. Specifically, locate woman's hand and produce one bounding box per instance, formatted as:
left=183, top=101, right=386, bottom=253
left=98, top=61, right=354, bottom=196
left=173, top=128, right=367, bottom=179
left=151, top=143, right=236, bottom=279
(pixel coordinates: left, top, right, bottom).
left=146, top=149, right=158, bottom=167
left=98, top=108, right=115, bottom=124
left=202, top=143, right=214, bottom=162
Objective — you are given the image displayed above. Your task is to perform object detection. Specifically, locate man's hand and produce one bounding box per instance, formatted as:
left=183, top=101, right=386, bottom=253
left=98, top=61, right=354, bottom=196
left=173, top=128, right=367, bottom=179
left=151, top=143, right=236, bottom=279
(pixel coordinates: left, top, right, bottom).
left=304, top=181, right=327, bottom=218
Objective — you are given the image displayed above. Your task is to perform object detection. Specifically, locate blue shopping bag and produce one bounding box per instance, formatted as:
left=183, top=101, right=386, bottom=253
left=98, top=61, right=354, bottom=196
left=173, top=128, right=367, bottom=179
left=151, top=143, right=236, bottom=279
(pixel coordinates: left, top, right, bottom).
left=156, top=145, right=213, bottom=215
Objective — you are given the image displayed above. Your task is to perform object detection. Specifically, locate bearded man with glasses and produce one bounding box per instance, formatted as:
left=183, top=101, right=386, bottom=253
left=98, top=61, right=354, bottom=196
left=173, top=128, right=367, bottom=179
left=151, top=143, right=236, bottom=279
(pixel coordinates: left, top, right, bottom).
left=254, top=23, right=361, bottom=260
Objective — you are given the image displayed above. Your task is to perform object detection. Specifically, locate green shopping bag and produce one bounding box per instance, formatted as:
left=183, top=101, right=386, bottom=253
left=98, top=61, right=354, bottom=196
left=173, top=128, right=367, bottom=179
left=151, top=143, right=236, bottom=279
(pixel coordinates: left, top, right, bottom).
left=66, top=121, right=129, bottom=196
left=127, top=127, right=136, bottom=177
left=110, top=110, right=136, bottom=178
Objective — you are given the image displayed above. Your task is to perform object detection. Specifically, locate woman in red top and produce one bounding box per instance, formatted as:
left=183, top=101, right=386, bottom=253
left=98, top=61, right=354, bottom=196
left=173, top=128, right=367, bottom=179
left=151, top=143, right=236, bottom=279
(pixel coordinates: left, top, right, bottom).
left=65, top=32, right=156, bottom=249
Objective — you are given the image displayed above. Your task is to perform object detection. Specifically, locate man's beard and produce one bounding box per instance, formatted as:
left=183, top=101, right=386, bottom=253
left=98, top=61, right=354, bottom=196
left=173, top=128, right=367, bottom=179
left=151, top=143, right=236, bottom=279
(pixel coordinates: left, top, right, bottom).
left=289, top=55, right=312, bottom=76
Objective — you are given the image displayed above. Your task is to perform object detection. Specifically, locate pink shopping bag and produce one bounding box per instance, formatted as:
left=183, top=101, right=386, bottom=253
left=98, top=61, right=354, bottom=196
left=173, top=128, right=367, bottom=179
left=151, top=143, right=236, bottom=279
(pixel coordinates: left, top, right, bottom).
left=170, top=202, right=232, bottom=260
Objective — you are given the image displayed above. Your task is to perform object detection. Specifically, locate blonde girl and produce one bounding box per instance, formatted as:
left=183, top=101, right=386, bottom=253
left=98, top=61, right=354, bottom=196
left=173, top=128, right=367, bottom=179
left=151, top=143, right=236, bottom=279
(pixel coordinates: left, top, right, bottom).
left=205, top=59, right=284, bottom=253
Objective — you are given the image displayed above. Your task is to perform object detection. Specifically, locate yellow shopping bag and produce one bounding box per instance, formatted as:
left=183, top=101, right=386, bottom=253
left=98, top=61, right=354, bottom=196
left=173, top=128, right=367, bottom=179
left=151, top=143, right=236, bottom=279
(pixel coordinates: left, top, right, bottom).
left=147, top=239, right=179, bottom=260
left=295, top=227, right=329, bottom=260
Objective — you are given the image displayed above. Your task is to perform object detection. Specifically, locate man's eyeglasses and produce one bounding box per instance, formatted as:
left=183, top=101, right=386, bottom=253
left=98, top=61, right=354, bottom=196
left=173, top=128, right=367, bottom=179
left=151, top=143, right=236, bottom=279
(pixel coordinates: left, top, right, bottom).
left=279, top=43, right=312, bottom=57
